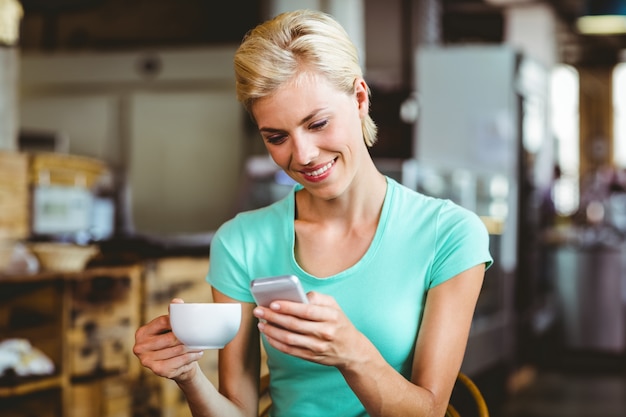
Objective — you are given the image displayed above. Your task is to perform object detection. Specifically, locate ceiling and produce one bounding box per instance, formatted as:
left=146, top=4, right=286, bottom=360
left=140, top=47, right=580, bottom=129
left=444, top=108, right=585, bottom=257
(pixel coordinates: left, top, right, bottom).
left=444, top=0, right=626, bottom=66
left=549, top=0, right=626, bottom=65
left=17, top=0, right=626, bottom=67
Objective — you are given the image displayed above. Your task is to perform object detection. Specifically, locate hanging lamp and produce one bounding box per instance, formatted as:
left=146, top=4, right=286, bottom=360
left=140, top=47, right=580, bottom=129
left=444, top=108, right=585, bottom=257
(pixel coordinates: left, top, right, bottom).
left=576, top=0, right=626, bottom=35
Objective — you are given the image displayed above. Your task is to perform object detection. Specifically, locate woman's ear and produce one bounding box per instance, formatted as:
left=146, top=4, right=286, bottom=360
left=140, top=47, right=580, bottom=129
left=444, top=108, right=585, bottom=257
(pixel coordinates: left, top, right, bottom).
left=354, top=78, right=370, bottom=117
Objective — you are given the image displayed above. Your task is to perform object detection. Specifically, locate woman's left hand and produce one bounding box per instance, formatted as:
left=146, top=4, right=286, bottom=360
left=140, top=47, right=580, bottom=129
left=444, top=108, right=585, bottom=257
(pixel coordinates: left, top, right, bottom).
left=253, top=291, right=370, bottom=369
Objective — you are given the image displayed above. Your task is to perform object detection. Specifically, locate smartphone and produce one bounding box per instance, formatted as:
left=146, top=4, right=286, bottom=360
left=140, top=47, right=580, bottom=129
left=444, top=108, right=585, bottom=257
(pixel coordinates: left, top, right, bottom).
left=250, top=275, right=309, bottom=307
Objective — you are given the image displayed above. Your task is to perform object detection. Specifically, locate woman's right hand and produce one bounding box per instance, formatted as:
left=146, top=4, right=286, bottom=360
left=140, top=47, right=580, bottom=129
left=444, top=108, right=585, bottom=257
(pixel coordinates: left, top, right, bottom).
left=133, top=299, right=205, bottom=383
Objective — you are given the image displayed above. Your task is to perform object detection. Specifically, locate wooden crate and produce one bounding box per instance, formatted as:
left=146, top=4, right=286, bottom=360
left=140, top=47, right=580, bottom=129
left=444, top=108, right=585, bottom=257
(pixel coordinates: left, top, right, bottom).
left=143, top=257, right=211, bottom=297
left=0, top=151, right=29, bottom=241
left=0, top=151, right=110, bottom=242
left=67, top=308, right=135, bottom=376
left=29, top=152, right=108, bottom=188
left=67, top=267, right=141, bottom=378
left=67, top=331, right=99, bottom=376
left=67, top=375, right=132, bottom=417
left=143, top=257, right=212, bottom=321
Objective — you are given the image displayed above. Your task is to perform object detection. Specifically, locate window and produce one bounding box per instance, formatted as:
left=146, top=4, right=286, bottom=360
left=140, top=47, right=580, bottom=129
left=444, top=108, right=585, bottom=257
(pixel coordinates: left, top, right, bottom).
left=614, top=63, right=626, bottom=169
left=550, top=64, right=580, bottom=216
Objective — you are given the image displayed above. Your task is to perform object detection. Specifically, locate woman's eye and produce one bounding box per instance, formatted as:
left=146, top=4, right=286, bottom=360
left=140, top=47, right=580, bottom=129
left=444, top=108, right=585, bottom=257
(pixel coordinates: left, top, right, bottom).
left=310, top=119, right=328, bottom=130
left=266, top=134, right=287, bottom=145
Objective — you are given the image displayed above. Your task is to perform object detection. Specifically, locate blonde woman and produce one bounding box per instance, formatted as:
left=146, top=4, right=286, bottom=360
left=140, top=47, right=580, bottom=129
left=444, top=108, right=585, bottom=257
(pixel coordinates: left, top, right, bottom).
left=134, top=9, right=492, bottom=417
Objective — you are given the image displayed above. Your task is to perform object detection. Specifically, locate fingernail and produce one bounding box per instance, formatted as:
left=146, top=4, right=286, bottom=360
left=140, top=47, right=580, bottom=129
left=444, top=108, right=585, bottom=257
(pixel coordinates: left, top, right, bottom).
left=254, top=307, right=264, bottom=317
left=270, top=302, right=280, bottom=310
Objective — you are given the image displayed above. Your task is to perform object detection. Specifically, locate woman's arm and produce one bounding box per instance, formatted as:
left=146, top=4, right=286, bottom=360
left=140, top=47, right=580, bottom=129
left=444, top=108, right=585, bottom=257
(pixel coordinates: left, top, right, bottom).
left=208, top=289, right=262, bottom=417
left=254, top=263, right=485, bottom=417
left=133, top=294, right=260, bottom=417
left=337, top=263, right=485, bottom=416
left=410, top=263, right=486, bottom=413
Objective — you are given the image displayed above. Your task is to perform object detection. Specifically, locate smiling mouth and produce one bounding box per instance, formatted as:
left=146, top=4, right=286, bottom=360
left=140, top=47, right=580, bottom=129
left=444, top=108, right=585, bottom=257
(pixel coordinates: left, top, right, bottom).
left=303, top=159, right=336, bottom=177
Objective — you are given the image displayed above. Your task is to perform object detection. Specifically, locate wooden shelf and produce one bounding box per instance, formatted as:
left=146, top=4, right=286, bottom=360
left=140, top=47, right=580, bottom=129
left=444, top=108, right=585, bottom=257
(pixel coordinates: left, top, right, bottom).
left=0, top=374, right=64, bottom=397
left=0, top=265, right=142, bottom=283
left=1, top=259, right=208, bottom=417
left=0, top=264, right=142, bottom=417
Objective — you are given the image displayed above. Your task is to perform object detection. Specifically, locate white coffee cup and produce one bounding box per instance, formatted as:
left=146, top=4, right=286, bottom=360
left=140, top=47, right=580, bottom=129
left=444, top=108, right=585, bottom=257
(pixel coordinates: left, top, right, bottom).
left=169, top=303, right=241, bottom=350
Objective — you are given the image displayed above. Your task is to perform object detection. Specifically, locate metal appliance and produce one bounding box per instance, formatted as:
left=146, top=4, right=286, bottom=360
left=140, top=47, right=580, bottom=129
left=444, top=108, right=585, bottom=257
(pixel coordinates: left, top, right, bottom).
left=414, top=45, right=554, bottom=374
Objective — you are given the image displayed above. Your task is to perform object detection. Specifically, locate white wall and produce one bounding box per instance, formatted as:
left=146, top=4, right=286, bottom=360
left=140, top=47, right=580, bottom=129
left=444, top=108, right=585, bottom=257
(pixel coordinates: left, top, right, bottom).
left=19, top=47, right=245, bottom=235
left=0, top=49, right=19, bottom=150
left=503, top=3, right=559, bottom=69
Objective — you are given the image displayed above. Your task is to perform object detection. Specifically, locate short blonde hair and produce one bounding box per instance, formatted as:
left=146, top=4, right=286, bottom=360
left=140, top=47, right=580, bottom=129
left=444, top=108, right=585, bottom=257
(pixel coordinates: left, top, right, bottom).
left=234, top=9, right=378, bottom=147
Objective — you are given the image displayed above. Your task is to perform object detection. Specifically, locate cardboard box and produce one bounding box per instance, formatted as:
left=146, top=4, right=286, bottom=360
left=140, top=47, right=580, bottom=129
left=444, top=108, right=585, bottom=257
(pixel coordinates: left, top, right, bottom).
left=0, top=151, right=28, bottom=241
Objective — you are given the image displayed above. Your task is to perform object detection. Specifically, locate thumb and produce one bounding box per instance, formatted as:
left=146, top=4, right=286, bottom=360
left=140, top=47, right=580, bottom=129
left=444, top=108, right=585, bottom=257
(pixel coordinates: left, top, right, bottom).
left=168, top=298, right=184, bottom=314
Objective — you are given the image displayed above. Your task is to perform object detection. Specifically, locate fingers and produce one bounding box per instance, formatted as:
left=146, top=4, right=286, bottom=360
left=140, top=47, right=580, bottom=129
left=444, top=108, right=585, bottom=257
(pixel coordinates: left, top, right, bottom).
left=255, top=292, right=335, bottom=320
left=136, top=314, right=171, bottom=339
left=260, top=315, right=347, bottom=367
left=134, top=311, right=203, bottom=381
left=306, top=291, right=335, bottom=306
left=253, top=295, right=343, bottom=348
left=254, top=295, right=339, bottom=329
left=260, top=324, right=317, bottom=357
left=145, top=346, right=204, bottom=380
left=252, top=292, right=364, bottom=368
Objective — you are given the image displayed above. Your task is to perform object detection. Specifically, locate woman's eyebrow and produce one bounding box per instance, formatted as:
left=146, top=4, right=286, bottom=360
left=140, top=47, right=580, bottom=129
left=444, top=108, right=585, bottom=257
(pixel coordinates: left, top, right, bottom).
left=259, top=126, right=282, bottom=134
left=299, top=108, right=326, bottom=125
left=258, top=107, right=327, bottom=133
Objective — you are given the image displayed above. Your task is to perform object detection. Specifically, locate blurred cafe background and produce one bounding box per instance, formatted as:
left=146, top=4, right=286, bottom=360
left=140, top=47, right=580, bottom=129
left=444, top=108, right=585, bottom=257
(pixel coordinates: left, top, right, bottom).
left=2, top=0, right=626, bottom=416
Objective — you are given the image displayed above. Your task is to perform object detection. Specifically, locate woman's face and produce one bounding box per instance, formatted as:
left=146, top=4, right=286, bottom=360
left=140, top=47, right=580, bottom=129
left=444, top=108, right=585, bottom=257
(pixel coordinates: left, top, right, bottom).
left=251, top=71, right=370, bottom=200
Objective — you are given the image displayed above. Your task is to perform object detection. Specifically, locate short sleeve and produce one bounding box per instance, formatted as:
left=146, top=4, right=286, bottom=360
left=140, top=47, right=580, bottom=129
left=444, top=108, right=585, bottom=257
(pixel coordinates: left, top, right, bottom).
left=206, top=218, right=255, bottom=302
left=429, top=201, right=493, bottom=288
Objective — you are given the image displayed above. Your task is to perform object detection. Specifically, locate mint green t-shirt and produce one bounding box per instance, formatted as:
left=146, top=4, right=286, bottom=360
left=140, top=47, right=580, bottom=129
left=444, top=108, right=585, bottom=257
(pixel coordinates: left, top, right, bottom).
left=207, top=177, right=492, bottom=417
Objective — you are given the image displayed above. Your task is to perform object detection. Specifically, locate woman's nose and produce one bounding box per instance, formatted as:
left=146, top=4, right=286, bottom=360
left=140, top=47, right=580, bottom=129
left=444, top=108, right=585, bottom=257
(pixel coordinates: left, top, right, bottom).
left=291, top=134, right=318, bottom=165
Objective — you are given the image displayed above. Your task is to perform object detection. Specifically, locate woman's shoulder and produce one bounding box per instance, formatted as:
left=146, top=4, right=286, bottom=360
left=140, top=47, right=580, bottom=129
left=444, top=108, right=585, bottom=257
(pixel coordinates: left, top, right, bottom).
left=387, top=177, right=485, bottom=228
left=388, top=177, right=454, bottom=213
